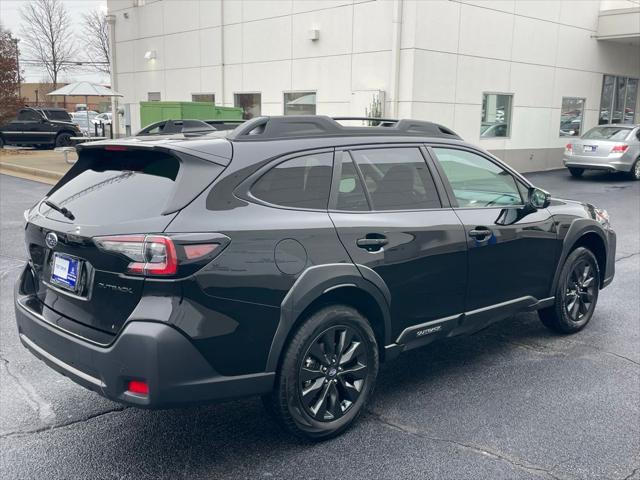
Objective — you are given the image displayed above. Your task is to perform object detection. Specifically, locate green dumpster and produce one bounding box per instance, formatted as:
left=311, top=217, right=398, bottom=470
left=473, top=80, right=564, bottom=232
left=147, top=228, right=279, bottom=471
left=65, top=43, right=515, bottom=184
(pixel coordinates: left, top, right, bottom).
left=139, top=102, right=243, bottom=129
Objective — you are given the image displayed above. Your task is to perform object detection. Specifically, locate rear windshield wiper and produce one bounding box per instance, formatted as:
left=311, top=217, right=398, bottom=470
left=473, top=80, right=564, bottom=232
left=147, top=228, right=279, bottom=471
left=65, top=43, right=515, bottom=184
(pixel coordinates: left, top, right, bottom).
left=44, top=199, right=75, bottom=221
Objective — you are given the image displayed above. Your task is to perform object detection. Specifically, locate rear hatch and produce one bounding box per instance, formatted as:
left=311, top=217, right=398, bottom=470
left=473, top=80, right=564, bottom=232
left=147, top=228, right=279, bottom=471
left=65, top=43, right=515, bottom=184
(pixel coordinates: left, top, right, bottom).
left=24, top=145, right=227, bottom=339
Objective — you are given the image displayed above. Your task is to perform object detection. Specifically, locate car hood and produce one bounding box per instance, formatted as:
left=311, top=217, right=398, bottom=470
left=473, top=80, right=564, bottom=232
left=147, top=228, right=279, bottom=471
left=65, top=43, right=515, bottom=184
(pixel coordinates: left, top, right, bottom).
left=548, top=196, right=597, bottom=221
left=50, top=120, right=80, bottom=128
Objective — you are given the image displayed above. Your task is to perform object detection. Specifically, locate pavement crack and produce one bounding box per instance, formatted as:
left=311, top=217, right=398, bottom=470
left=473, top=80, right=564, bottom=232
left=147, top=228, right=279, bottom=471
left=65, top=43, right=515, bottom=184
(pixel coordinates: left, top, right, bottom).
left=367, top=410, right=567, bottom=480
left=616, top=252, right=640, bottom=263
left=622, top=466, right=639, bottom=480
left=0, top=356, right=55, bottom=426
left=0, top=406, right=128, bottom=440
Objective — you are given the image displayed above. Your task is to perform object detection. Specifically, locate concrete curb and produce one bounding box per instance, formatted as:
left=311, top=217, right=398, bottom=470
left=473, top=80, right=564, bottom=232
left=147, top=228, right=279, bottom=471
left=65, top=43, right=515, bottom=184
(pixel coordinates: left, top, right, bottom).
left=0, top=162, right=64, bottom=182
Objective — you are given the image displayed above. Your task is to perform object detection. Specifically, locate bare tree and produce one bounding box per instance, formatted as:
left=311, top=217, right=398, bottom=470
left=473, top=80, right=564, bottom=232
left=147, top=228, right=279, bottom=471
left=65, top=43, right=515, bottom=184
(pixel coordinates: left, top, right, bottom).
left=82, top=9, right=110, bottom=75
left=20, top=0, right=77, bottom=89
left=0, top=25, right=24, bottom=125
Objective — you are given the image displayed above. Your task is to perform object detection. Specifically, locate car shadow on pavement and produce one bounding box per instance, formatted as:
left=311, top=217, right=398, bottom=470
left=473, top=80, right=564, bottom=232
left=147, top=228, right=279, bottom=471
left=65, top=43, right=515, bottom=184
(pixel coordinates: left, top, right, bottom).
left=84, top=311, right=564, bottom=476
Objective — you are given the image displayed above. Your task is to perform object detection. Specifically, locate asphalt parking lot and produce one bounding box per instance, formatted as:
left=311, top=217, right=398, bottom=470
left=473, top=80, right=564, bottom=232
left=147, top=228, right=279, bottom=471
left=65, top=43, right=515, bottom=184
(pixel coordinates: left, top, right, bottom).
left=0, top=169, right=638, bottom=480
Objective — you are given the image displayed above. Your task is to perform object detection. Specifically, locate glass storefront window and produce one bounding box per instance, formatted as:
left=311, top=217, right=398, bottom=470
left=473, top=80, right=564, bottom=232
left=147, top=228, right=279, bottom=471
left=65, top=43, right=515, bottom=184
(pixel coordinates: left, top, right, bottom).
left=559, top=97, right=585, bottom=137
left=480, top=93, right=512, bottom=138
left=599, top=75, right=638, bottom=125
left=284, top=92, right=316, bottom=116
left=234, top=93, right=261, bottom=119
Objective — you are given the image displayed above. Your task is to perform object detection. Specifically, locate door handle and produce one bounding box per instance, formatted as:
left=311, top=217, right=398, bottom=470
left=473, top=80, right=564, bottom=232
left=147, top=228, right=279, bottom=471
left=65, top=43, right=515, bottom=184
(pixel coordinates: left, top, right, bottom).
left=468, top=227, right=492, bottom=239
left=356, top=235, right=388, bottom=252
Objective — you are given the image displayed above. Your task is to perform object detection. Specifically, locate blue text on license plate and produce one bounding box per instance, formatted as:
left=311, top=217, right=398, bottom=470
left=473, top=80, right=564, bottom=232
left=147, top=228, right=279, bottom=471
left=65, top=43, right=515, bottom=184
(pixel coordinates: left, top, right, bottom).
left=51, top=254, right=79, bottom=290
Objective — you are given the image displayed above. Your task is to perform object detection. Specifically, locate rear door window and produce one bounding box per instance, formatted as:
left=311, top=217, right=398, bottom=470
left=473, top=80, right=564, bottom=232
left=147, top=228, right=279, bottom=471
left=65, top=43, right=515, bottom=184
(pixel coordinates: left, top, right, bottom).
left=349, top=148, right=441, bottom=210
left=250, top=152, right=333, bottom=209
left=17, top=110, right=42, bottom=121
left=45, top=110, right=71, bottom=121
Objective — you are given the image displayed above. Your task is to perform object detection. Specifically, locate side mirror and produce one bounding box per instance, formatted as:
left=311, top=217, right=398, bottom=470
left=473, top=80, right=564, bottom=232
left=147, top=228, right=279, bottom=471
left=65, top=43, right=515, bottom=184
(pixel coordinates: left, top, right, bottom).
left=527, top=187, right=551, bottom=209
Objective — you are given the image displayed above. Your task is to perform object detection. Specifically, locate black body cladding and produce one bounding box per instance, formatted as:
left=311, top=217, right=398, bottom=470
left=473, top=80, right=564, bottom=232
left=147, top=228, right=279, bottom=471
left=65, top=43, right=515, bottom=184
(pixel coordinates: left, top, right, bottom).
left=15, top=116, right=616, bottom=418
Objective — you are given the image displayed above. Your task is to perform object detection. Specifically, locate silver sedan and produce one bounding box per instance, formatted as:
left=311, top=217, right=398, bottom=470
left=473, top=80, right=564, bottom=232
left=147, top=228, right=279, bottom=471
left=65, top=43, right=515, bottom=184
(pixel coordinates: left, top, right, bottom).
left=563, top=124, right=640, bottom=180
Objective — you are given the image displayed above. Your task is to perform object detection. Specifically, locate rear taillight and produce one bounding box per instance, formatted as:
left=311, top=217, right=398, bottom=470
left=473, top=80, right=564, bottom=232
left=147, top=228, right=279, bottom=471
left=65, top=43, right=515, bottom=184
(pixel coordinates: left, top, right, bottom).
left=565, top=143, right=573, bottom=153
left=95, top=234, right=178, bottom=276
left=127, top=380, right=149, bottom=396
left=94, top=234, right=221, bottom=276
left=611, top=144, right=629, bottom=154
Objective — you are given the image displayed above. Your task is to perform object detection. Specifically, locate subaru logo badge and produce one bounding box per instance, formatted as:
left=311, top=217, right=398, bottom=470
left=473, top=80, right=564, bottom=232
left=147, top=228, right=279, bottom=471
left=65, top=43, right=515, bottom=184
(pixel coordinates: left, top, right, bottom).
left=45, top=232, right=58, bottom=249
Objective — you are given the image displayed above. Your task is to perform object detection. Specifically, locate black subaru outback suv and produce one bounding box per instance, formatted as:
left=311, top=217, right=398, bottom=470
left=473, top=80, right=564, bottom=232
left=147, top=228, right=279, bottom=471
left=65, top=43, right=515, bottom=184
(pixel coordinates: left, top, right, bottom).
left=15, top=116, right=615, bottom=439
left=0, top=107, right=81, bottom=149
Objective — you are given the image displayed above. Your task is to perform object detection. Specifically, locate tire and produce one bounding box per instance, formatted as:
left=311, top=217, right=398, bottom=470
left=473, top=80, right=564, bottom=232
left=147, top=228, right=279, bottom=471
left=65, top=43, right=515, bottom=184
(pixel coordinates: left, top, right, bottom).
left=629, top=158, right=640, bottom=181
left=539, top=247, right=600, bottom=334
left=568, top=167, right=584, bottom=178
left=264, top=304, right=379, bottom=441
left=55, top=132, right=73, bottom=148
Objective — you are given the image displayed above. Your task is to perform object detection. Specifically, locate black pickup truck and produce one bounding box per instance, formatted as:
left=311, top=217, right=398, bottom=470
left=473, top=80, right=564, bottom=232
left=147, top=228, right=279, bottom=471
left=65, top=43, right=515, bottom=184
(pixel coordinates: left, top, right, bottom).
left=0, top=107, right=82, bottom=149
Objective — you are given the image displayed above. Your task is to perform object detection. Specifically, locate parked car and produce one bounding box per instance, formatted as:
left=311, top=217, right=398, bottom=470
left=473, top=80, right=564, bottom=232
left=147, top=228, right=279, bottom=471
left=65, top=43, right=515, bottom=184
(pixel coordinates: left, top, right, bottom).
left=136, top=119, right=215, bottom=136
left=70, top=111, right=99, bottom=135
left=0, top=107, right=81, bottom=148
left=563, top=124, right=640, bottom=180
left=15, top=116, right=616, bottom=440
left=92, top=112, right=112, bottom=125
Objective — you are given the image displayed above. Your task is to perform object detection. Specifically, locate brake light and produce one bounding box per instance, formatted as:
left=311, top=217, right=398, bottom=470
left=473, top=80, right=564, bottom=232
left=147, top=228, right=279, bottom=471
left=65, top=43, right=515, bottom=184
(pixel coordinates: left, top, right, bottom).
left=94, top=234, right=177, bottom=276
left=611, top=144, right=629, bottom=154
left=104, top=145, right=128, bottom=151
left=127, top=380, right=149, bottom=395
left=565, top=143, right=572, bottom=153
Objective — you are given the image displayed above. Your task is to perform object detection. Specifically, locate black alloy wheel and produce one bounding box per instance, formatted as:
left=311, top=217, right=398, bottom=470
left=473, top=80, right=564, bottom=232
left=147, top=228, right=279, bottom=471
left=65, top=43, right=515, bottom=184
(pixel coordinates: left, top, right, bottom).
left=564, top=258, right=597, bottom=322
left=298, top=325, right=368, bottom=422
left=539, top=247, right=600, bottom=334
left=264, top=304, right=378, bottom=440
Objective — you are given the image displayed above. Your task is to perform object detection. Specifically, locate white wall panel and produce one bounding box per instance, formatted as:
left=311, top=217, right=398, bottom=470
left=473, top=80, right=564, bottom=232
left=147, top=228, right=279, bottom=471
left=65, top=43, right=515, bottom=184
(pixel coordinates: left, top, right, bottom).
left=138, top=1, right=164, bottom=38
left=413, top=0, right=460, bottom=53
left=353, top=0, right=393, bottom=53
left=223, top=24, right=243, bottom=64
left=455, top=55, right=511, bottom=104
left=292, top=6, right=353, bottom=58
left=511, top=15, right=558, bottom=66
left=510, top=63, right=555, bottom=107
left=200, top=27, right=222, bottom=66
left=458, top=4, right=514, bottom=61
left=243, top=0, right=292, bottom=22
left=351, top=51, right=390, bottom=91
left=513, top=0, right=561, bottom=22
left=163, top=0, right=199, bottom=34
left=164, top=31, right=200, bottom=69
left=165, top=67, right=201, bottom=100
left=199, top=0, right=222, bottom=28
left=244, top=17, right=292, bottom=62
left=412, top=50, right=458, bottom=103
left=292, top=56, right=351, bottom=102
left=244, top=61, right=292, bottom=103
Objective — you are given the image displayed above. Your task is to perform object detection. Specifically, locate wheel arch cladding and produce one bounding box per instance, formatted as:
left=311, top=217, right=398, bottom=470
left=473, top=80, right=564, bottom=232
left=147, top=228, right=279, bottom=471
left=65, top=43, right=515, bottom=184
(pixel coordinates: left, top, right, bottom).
left=551, top=219, right=608, bottom=295
left=265, top=263, right=392, bottom=372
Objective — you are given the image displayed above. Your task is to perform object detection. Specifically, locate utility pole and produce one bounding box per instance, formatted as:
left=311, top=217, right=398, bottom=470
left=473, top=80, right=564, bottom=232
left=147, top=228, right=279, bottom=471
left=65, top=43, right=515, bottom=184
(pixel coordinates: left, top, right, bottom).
left=13, top=38, right=21, bottom=98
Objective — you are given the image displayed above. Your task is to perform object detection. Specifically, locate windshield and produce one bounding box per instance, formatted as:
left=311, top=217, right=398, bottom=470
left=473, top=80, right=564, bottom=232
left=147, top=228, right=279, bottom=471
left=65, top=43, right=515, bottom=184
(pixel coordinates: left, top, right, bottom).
left=582, top=127, right=632, bottom=141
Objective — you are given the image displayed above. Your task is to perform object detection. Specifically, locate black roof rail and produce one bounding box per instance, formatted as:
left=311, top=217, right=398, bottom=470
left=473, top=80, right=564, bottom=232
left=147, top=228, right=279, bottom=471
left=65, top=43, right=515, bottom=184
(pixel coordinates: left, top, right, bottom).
left=226, top=115, right=462, bottom=141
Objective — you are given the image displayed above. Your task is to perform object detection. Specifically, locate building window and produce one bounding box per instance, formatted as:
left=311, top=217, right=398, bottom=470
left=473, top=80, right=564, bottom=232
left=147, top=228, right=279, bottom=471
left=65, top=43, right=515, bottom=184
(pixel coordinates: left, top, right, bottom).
left=192, top=93, right=215, bottom=103
left=284, top=91, right=316, bottom=116
left=599, top=75, right=638, bottom=125
left=147, top=92, right=161, bottom=102
left=480, top=93, right=512, bottom=138
left=234, top=93, right=261, bottom=119
left=559, top=97, right=585, bottom=137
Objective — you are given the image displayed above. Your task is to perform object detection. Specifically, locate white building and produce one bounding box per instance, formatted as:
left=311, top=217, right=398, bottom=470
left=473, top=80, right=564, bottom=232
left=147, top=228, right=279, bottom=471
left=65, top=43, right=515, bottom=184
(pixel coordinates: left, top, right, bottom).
left=107, top=0, right=640, bottom=172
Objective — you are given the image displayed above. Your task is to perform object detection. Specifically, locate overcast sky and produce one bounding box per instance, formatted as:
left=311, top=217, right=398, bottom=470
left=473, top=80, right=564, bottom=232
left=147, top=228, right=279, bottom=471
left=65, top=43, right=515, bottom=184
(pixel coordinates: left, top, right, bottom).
left=1, top=0, right=108, bottom=84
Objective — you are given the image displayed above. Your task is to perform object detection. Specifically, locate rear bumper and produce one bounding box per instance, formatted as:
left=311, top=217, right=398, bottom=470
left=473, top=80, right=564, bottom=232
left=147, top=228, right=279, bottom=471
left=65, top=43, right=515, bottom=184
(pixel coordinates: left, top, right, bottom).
left=563, top=154, right=633, bottom=172
left=14, top=288, right=274, bottom=408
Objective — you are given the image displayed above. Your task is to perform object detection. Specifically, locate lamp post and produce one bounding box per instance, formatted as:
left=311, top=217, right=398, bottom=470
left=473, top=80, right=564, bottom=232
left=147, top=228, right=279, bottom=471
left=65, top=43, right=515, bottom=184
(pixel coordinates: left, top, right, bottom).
left=106, top=14, right=120, bottom=137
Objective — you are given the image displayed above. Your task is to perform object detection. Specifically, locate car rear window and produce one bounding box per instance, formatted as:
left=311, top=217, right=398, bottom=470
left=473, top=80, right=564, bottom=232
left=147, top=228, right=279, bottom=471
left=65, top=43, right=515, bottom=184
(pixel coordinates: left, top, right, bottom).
left=582, top=127, right=632, bottom=141
left=43, top=149, right=181, bottom=223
